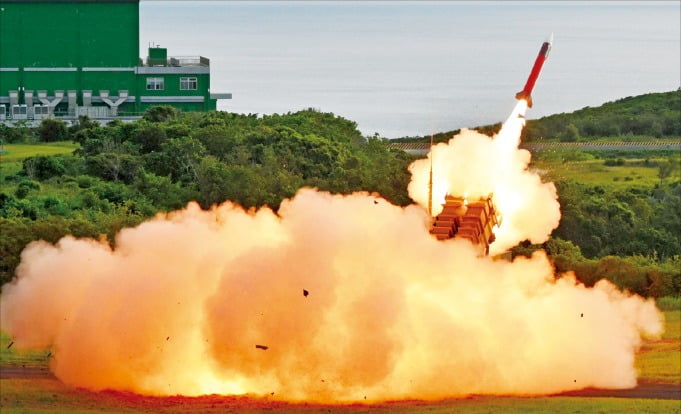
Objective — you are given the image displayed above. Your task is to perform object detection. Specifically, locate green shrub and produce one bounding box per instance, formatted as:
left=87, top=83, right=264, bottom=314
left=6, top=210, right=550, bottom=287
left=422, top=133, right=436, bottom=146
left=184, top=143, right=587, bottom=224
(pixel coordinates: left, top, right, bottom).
left=37, top=118, right=68, bottom=142
left=143, top=105, right=180, bottom=123
left=656, top=296, right=681, bottom=311
left=22, top=156, right=66, bottom=180
left=14, top=180, right=41, bottom=199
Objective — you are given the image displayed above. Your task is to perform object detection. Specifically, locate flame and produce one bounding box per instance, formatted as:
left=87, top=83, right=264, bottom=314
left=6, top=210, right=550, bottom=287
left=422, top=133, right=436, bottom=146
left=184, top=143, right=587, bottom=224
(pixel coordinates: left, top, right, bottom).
left=0, top=100, right=663, bottom=402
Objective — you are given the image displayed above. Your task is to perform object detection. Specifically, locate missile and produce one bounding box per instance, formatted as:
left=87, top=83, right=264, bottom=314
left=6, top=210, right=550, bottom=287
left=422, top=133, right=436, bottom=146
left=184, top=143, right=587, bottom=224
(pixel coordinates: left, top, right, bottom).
left=516, top=34, right=552, bottom=108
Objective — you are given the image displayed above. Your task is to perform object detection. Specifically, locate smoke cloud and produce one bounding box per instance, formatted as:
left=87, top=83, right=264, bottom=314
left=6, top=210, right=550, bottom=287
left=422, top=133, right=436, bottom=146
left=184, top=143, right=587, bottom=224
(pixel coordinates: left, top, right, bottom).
left=408, top=101, right=561, bottom=254
left=0, top=102, right=663, bottom=402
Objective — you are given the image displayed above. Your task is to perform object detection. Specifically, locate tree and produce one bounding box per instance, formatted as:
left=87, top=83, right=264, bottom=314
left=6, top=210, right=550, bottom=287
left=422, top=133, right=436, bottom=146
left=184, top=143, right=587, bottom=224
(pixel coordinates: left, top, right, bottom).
left=193, top=125, right=241, bottom=160
left=22, top=156, right=66, bottom=180
left=85, top=153, right=142, bottom=183
left=37, top=118, right=68, bottom=142
left=559, top=123, right=580, bottom=142
left=131, top=125, right=168, bottom=153
left=133, top=172, right=195, bottom=210
left=68, top=115, right=100, bottom=136
left=658, top=157, right=678, bottom=181
left=144, top=137, right=206, bottom=184
left=143, top=106, right=180, bottom=123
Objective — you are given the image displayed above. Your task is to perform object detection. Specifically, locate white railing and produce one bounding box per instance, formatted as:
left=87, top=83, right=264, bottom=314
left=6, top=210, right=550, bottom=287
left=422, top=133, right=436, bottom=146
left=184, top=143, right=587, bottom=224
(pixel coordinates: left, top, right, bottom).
left=169, top=56, right=210, bottom=67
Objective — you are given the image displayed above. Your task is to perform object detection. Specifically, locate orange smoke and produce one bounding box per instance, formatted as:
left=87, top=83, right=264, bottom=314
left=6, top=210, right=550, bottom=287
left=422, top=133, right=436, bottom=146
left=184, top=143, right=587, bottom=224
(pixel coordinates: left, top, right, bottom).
left=0, top=102, right=663, bottom=402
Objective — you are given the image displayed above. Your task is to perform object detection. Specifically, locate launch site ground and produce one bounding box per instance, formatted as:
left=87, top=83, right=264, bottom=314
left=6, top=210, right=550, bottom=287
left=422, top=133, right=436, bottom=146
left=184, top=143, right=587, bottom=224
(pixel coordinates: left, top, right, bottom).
left=1, top=310, right=678, bottom=413
left=1, top=138, right=680, bottom=412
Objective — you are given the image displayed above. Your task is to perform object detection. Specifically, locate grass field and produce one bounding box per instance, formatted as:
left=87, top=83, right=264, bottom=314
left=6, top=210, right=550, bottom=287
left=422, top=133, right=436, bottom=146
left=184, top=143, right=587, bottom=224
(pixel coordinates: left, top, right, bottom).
left=533, top=157, right=681, bottom=189
left=1, top=309, right=679, bottom=413
left=636, top=310, right=681, bottom=385
left=1, top=379, right=680, bottom=414
left=0, top=142, right=79, bottom=177
left=0, top=332, right=49, bottom=368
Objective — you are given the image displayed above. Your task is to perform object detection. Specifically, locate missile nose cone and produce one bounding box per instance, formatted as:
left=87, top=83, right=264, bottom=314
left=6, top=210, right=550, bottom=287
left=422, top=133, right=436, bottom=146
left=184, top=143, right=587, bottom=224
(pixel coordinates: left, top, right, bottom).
left=549, top=32, right=554, bottom=45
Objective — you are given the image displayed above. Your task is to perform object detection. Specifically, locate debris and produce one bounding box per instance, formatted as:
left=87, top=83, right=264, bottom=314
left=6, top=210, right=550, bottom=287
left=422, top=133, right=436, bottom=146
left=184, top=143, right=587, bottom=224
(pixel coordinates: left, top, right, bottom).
left=271, top=392, right=274, bottom=396
left=255, top=344, right=269, bottom=350
left=46, top=352, right=52, bottom=358
left=303, top=289, right=309, bottom=297
left=580, top=313, right=583, bottom=318
left=373, top=200, right=379, bottom=205
left=6, top=341, right=13, bottom=349
left=166, top=336, right=170, bottom=341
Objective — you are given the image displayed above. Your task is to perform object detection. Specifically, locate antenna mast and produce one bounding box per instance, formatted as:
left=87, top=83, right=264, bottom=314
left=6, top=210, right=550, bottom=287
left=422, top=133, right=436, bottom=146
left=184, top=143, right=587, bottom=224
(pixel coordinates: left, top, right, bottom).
left=428, top=133, right=433, bottom=217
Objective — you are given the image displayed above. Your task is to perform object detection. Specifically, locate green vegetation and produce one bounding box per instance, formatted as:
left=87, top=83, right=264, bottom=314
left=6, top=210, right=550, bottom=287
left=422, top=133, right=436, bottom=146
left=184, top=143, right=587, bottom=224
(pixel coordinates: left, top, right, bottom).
left=636, top=310, right=680, bottom=385
left=393, top=89, right=681, bottom=143
left=513, top=149, right=681, bottom=297
left=0, top=142, right=78, bottom=176
left=523, top=90, right=681, bottom=142
left=657, top=297, right=681, bottom=311
left=0, top=332, right=50, bottom=368
left=0, top=383, right=679, bottom=414
left=532, top=153, right=681, bottom=189
left=0, top=110, right=415, bottom=286
left=0, top=92, right=679, bottom=298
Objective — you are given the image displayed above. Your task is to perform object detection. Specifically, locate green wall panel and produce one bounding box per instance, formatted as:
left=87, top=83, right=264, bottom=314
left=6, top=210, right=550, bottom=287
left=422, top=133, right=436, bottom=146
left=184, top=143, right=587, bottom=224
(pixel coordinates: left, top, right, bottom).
left=81, top=71, right=137, bottom=94
left=1, top=1, right=218, bottom=115
left=0, top=72, right=20, bottom=96
left=24, top=71, right=78, bottom=91
left=78, top=3, right=139, bottom=67
left=0, top=1, right=139, bottom=68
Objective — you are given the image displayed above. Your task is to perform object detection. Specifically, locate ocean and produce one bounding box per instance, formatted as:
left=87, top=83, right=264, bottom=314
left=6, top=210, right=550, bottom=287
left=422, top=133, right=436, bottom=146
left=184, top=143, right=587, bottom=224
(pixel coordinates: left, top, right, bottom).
left=140, top=1, right=680, bottom=138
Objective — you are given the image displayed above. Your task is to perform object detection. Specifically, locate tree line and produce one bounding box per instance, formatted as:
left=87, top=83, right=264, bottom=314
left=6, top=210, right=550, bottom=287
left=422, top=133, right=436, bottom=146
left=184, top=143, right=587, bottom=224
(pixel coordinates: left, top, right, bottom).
left=0, top=107, right=414, bottom=286
left=393, top=89, right=681, bottom=143
left=1, top=105, right=679, bottom=297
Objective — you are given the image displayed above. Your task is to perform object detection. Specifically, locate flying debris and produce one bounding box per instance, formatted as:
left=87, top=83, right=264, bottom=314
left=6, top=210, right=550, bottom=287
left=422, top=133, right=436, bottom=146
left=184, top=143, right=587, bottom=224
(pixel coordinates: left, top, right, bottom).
left=303, top=289, right=309, bottom=297
left=255, top=344, right=269, bottom=350
left=516, top=34, right=553, bottom=108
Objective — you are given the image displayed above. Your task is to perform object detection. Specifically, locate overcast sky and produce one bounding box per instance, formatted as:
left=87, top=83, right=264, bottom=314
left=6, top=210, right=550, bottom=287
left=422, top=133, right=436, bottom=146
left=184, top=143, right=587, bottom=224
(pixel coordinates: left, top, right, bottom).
left=139, top=1, right=680, bottom=137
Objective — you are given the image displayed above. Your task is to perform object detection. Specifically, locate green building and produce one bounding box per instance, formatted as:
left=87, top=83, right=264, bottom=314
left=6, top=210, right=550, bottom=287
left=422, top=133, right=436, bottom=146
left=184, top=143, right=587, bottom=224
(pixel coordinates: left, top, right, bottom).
left=0, top=0, right=231, bottom=121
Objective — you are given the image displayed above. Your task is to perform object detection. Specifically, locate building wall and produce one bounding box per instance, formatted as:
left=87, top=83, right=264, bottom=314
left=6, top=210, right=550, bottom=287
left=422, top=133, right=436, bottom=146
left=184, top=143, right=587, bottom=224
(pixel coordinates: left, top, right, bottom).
left=135, top=72, right=215, bottom=112
left=0, top=0, right=221, bottom=116
left=0, top=0, right=139, bottom=68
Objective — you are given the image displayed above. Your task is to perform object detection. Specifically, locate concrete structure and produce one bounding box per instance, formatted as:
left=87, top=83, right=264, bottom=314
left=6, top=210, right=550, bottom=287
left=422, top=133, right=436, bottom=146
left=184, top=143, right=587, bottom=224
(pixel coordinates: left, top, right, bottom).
left=0, top=0, right=231, bottom=121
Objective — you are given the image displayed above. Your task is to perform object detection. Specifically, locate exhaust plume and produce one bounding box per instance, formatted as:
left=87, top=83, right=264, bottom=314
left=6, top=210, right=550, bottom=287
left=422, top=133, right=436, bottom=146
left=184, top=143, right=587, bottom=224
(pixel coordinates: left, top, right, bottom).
left=408, top=101, right=560, bottom=254
left=0, top=102, right=663, bottom=402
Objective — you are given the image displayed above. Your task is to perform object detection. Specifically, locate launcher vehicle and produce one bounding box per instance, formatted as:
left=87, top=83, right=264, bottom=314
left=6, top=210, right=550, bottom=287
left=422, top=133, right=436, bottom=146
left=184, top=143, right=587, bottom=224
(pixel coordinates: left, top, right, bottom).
left=429, top=195, right=499, bottom=256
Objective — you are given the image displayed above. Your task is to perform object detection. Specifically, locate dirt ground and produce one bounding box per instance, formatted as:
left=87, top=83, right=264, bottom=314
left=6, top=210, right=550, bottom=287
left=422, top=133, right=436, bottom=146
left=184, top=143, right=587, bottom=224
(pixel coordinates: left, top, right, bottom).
left=1, top=364, right=678, bottom=401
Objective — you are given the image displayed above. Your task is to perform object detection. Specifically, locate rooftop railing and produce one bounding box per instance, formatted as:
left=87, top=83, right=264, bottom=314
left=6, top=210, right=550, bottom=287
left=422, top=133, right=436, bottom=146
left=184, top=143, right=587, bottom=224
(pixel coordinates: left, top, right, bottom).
left=143, top=56, right=210, bottom=67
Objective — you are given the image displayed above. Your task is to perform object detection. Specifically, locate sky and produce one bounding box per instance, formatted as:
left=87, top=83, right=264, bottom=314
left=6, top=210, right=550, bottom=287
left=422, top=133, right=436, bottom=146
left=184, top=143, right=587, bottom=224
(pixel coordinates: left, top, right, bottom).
left=139, top=1, right=680, bottom=138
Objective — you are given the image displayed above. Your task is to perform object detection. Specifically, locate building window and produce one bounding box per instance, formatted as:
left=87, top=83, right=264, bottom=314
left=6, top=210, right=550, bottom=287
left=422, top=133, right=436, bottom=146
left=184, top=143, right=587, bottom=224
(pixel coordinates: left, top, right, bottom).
left=146, top=77, right=164, bottom=90
left=180, top=77, right=198, bottom=90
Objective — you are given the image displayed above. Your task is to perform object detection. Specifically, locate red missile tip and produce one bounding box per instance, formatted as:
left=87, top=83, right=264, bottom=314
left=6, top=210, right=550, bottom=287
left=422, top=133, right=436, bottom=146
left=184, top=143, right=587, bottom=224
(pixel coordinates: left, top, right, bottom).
left=516, top=39, right=550, bottom=108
